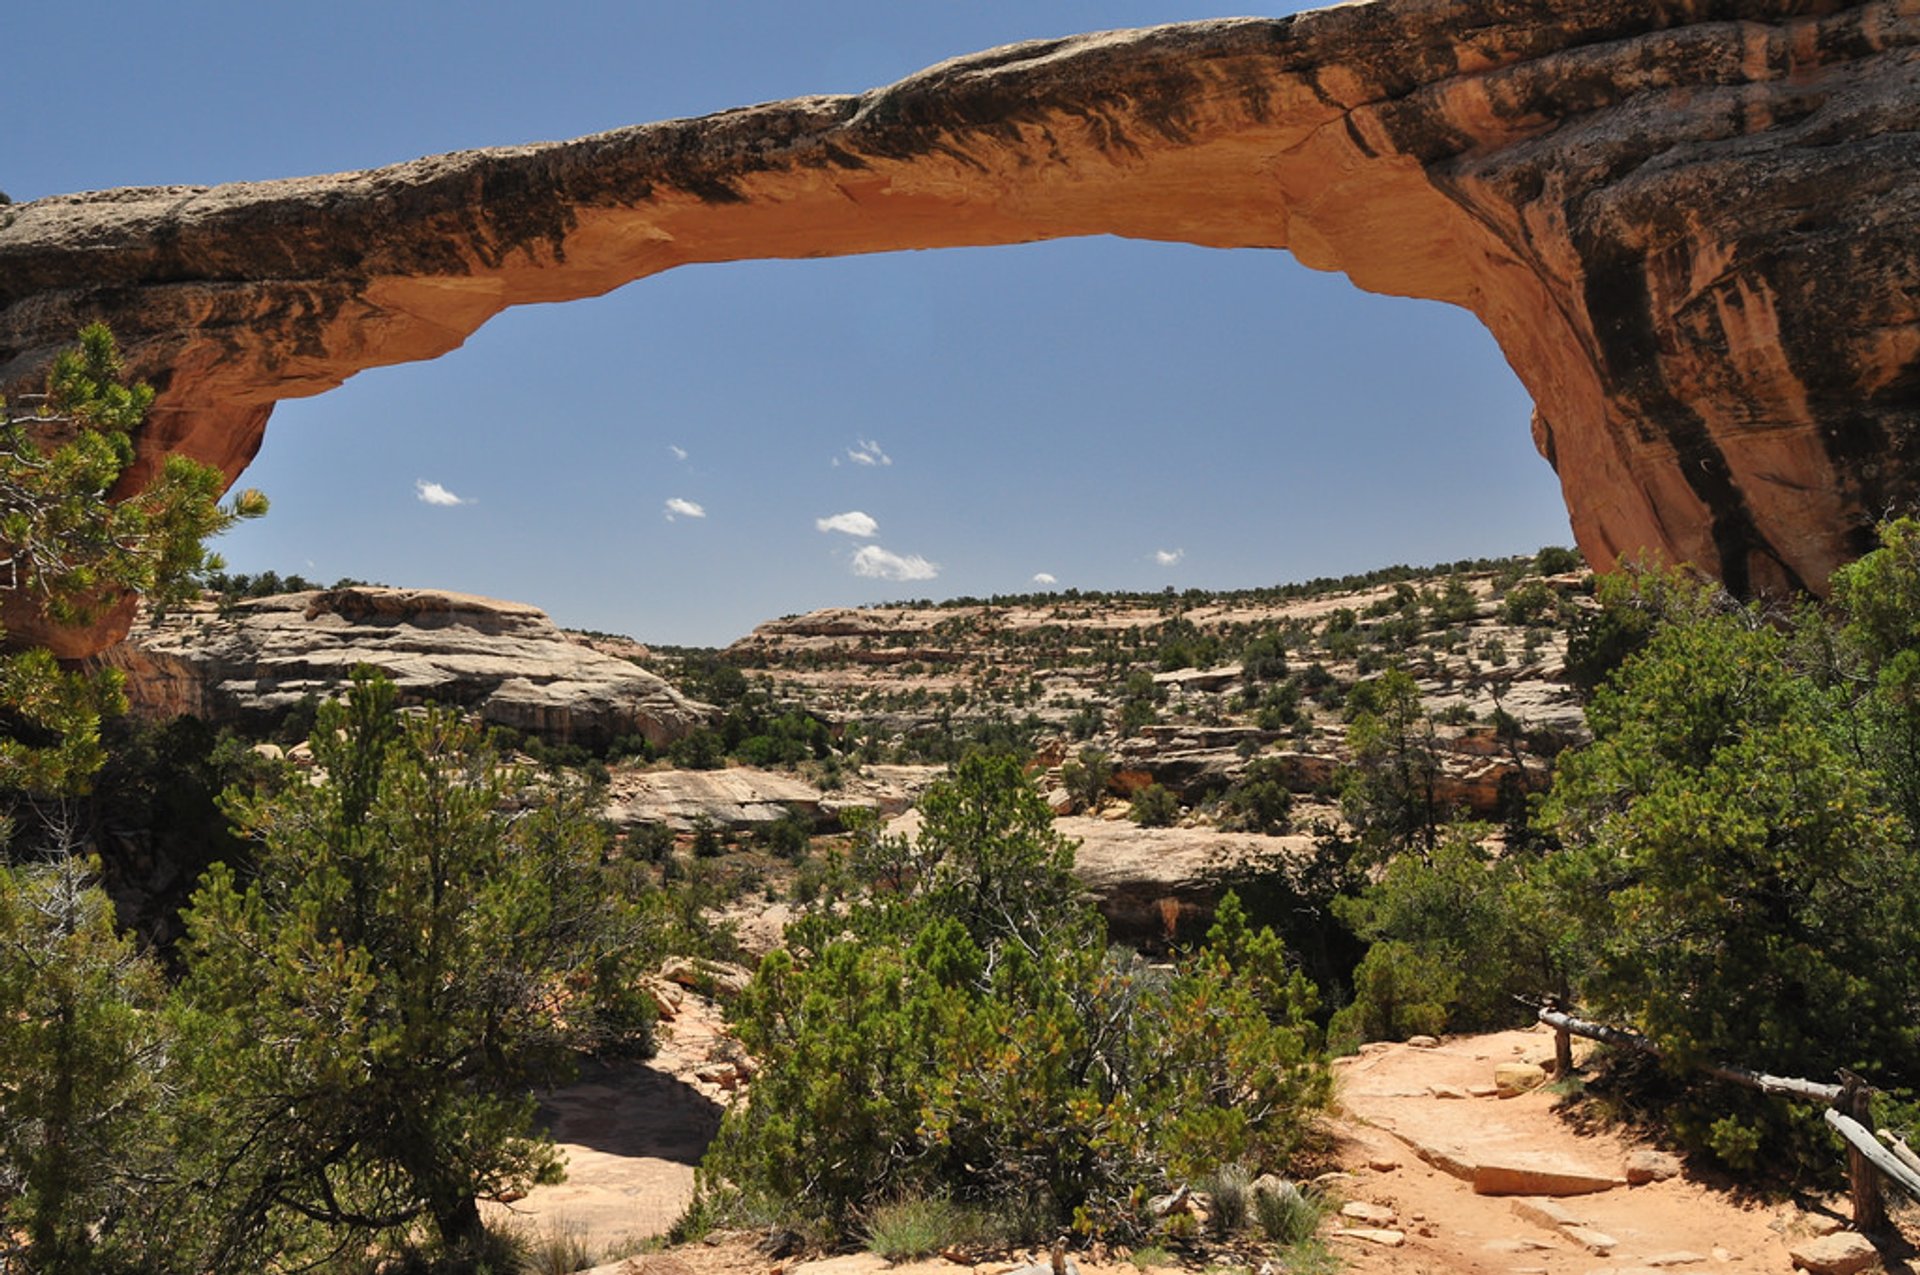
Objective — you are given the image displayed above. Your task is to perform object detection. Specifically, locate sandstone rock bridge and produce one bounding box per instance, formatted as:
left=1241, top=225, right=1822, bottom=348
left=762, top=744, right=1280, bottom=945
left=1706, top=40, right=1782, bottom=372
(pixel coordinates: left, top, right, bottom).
left=2, top=0, right=1916, bottom=654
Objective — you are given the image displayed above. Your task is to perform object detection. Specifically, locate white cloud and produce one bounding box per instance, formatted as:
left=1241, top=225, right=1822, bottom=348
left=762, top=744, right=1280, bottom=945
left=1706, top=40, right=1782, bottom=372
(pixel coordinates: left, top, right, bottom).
left=1032, top=572, right=1057, bottom=586
left=1155, top=548, right=1185, bottom=566
left=416, top=480, right=469, bottom=507
left=664, top=497, right=707, bottom=521
left=668, top=444, right=688, bottom=461
left=851, top=545, right=938, bottom=582
left=845, top=438, right=892, bottom=467
left=815, top=510, right=879, bottom=538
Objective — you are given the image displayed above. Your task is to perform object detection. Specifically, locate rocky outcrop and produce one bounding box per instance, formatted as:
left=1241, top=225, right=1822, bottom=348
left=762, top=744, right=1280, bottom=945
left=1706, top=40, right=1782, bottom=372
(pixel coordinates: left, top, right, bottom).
left=5, top=2, right=1918, bottom=653
left=602, top=763, right=940, bottom=834
left=98, top=587, right=713, bottom=747
left=1033, top=814, right=1315, bottom=946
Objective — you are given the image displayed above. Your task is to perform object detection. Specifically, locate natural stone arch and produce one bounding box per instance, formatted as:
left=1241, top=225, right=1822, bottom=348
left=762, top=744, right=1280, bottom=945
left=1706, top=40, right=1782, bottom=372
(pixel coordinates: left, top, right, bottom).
left=2, top=1, right=1916, bottom=654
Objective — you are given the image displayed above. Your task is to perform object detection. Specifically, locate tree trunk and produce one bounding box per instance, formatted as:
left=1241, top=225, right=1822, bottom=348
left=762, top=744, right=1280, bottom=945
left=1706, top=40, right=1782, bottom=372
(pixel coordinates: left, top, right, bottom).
left=431, top=1188, right=486, bottom=1258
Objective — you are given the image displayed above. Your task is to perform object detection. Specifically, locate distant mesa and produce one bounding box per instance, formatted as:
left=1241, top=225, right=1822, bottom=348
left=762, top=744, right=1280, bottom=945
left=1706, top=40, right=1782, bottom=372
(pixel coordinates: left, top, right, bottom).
left=100, top=587, right=714, bottom=749
left=4, top=0, right=1918, bottom=655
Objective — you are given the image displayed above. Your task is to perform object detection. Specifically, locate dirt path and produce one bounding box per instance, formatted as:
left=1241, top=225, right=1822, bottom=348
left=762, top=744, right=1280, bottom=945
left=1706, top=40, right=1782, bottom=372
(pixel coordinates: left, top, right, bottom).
left=484, top=988, right=737, bottom=1254
left=540, top=1019, right=1907, bottom=1275
left=1325, top=1027, right=1893, bottom=1275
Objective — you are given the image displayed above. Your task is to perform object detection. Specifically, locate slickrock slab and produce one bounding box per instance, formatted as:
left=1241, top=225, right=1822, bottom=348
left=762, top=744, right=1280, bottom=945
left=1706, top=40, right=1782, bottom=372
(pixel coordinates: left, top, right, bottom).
left=1473, top=1157, right=1628, bottom=1198
left=1341, top=1201, right=1398, bottom=1226
left=1511, top=1197, right=1588, bottom=1230
left=1561, top=1226, right=1621, bottom=1255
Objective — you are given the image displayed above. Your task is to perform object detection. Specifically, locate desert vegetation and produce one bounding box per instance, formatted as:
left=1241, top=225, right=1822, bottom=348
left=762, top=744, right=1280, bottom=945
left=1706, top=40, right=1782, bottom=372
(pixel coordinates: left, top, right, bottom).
left=2, top=330, right=1918, bottom=1272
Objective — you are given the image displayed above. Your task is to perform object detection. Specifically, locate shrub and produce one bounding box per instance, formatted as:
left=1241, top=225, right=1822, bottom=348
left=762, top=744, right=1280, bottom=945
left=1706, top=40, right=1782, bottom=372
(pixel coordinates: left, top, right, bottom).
left=702, top=758, right=1327, bottom=1243
left=1202, top=1165, right=1252, bottom=1238
left=1130, top=783, right=1181, bottom=828
left=1534, top=545, right=1583, bottom=575
left=1333, top=831, right=1555, bottom=1033
left=1252, top=1179, right=1324, bottom=1246
left=1500, top=579, right=1556, bottom=626
left=1326, top=941, right=1455, bottom=1053
left=179, top=672, right=658, bottom=1260
left=863, top=1196, right=987, bottom=1261
left=1061, top=747, right=1113, bottom=812
left=1539, top=551, right=1920, bottom=1172
left=1221, top=759, right=1293, bottom=834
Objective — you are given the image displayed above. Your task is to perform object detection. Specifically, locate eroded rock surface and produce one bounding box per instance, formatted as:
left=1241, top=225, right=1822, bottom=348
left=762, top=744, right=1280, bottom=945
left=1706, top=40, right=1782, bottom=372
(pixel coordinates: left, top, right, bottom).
left=98, top=587, right=713, bottom=747
left=4, top=1, right=1918, bottom=653
left=602, top=762, right=940, bottom=834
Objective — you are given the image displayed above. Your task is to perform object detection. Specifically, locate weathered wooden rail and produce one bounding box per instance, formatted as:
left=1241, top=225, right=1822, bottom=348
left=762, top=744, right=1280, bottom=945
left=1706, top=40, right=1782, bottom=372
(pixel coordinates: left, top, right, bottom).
left=1528, top=1001, right=1917, bottom=1233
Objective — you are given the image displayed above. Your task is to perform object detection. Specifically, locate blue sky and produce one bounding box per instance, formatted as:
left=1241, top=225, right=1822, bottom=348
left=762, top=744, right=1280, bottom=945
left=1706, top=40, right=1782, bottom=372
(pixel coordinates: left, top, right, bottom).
left=7, top=2, right=1573, bottom=647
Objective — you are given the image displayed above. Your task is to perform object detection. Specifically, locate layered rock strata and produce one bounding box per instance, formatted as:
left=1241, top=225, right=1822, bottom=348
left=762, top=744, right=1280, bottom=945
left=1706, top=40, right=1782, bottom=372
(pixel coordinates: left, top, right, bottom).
left=99, top=587, right=713, bottom=747
left=4, top=1, right=1918, bottom=654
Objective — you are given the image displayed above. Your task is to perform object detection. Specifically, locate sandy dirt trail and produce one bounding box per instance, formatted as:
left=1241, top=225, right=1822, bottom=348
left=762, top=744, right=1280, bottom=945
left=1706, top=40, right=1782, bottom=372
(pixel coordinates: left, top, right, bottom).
left=517, top=1017, right=1909, bottom=1275
left=1325, top=1028, right=1909, bottom=1275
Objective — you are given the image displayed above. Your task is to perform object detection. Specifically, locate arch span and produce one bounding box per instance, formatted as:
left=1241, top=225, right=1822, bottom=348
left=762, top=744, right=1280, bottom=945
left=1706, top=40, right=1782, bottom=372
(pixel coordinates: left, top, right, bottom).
left=2, top=1, right=1917, bottom=653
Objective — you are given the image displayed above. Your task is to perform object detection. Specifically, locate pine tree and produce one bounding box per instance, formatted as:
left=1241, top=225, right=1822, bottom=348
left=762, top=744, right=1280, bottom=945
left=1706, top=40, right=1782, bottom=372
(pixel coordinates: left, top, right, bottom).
left=178, top=670, right=657, bottom=1261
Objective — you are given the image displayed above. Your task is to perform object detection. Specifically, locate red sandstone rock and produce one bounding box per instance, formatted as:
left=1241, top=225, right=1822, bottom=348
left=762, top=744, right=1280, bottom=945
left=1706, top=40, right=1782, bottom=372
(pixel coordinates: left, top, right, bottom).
left=3, top=3, right=1917, bottom=653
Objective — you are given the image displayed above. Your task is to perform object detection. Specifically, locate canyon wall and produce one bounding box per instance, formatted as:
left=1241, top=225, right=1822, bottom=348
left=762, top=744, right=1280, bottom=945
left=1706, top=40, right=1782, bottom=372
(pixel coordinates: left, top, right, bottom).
left=2, top=0, right=1916, bottom=652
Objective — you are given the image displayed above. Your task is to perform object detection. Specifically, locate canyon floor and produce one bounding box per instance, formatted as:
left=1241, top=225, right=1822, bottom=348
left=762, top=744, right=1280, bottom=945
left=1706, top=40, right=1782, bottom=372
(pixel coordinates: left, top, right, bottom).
left=489, top=998, right=1914, bottom=1275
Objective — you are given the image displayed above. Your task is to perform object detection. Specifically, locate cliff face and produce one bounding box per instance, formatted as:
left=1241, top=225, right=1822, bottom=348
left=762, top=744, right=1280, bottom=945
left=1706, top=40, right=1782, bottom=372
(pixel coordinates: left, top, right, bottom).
left=100, top=588, right=715, bottom=748
left=4, top=1, right=1917, bottom=653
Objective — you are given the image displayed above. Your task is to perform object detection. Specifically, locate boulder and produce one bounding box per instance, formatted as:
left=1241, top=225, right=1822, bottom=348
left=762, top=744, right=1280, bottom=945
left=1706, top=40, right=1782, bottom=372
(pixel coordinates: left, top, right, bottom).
left=1495, top=1061, right=1550, bottom=1096
left=1788, top=1232, right=1880, bottom=1275
left=1048, top=816, right=1316, bottom=947
left=1624, top=1150, right=1682, bottom=1185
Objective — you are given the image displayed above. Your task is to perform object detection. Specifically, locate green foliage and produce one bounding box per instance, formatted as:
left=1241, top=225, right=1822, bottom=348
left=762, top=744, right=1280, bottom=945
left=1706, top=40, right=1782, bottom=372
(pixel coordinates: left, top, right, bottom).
left=1239, top=632, right=1289, bottom=688
left=1326, top=941, right=1454, bottom=1052
left=1201, top=1164, right=1252, bottom=1239
left=704, top=757, right=1326, bottom=1242
left=1333, top=831, right=1553, bottom=1035
left=0, top=856, right=172, bottom=1275
left=1118, top=669, right=1162, bottom=736
left=2, top=325, right=264, bottom=627
left=667, top=727, right=726, bottom=770
left=1558, top=566, right=1710, bottom=694
left=1221, top=757, right=1293, bottom=834
left=202, top=568, right=319, bottom=600
left=1251, top=1179, right=1325, bottom=1246
left=1500, top=579, right=1557, bottom=626
left=0, top=326, right=263, bottom=801
left=862, top=1194, right=1009, bottom=1260
left=1539, top=544, right=1920, bottom=1172
left=1061, top=747, right=1113, bottom=812
left=1339, top=667, right=1446, bottom=860
left=177, top=670, right=658, bottom=1260
left=1534, top=545, right=1583, bottom=575
left=1129, top=782, right=1180, bottom=828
